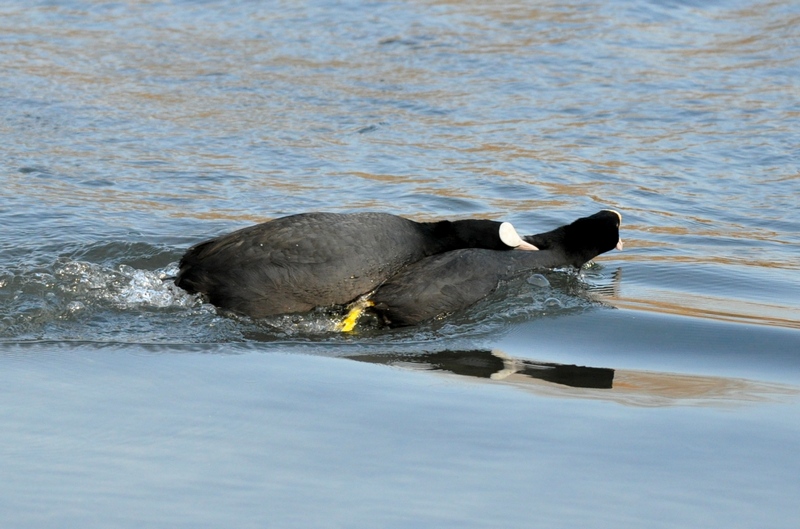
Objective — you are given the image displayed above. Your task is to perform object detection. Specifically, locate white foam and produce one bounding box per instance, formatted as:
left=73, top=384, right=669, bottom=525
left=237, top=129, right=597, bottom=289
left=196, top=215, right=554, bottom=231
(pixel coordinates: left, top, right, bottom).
left=55, top=260, right=201, bottom=310
left=114, top=265, right=198, bottom=308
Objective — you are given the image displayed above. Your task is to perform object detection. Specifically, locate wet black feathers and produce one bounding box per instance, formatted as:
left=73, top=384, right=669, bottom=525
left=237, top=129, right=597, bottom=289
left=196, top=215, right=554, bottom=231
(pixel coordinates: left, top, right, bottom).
left=175, top=212, right=510, bottom=318
left=175, top=210, right=620, bottom=324
left=523, top=210, right=620, bottom=268
left=370, top=210, right=621, bottom=326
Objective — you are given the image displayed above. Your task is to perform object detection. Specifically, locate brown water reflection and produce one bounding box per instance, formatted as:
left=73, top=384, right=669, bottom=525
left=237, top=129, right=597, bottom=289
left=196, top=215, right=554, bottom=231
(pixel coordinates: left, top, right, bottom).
left=588, top=258, right=800, bottom=329
left=606, top=292, right=800, bottom=330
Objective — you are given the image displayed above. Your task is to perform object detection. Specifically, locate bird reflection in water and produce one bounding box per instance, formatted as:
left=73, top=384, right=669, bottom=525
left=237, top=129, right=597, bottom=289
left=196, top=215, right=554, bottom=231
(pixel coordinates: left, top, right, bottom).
left=354, top=349, right=614, bottom=389
left=349, top=349, right=798, bottom=407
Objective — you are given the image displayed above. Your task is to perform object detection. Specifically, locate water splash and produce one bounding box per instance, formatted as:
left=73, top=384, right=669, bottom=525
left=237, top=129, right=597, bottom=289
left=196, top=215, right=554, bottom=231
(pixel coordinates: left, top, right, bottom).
left=527, top=274, right=550, bottom=288
left=0, top=255, right=216, bottom=342
left=53, top=260, right=199, bottom=310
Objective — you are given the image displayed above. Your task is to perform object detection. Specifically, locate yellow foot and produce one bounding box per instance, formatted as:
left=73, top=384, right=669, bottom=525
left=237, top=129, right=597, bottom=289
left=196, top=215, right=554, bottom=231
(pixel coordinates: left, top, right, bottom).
left=336, top=299, right=374, bottom=332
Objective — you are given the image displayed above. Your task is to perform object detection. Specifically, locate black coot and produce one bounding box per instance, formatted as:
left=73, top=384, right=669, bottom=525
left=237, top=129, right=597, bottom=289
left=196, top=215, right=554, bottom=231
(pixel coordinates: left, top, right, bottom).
left=175, top=212, right=537, bottom=318
left=368, top=210, right=622, bottom=327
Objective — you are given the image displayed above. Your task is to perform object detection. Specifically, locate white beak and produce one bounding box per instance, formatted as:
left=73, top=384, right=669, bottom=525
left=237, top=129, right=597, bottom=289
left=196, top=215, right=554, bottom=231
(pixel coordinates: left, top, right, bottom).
left=499, top=222, right=539, bottom=251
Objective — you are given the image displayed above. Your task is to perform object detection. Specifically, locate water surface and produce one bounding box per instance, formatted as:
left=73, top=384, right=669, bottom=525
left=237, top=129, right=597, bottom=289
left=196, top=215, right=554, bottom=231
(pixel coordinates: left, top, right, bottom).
left=1, top=0, right=798, bottom=527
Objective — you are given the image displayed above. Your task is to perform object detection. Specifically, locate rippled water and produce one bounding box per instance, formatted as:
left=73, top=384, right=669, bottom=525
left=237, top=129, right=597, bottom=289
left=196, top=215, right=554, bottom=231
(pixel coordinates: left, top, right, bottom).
left=1, top=1, right=799, bottom=527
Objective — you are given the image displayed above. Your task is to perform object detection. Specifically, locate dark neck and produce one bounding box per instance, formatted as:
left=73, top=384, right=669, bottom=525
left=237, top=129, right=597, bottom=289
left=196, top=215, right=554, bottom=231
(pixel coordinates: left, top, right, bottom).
left=524, top=224, right=595, bottom=268
left=523, top=225, right=567, bottom=252
left=420, top=219, right=509, bottom=254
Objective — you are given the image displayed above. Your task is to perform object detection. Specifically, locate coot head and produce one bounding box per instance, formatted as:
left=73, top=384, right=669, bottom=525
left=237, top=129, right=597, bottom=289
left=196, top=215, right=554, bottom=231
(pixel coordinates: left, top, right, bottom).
left=524, top=209, right=622, bottom=269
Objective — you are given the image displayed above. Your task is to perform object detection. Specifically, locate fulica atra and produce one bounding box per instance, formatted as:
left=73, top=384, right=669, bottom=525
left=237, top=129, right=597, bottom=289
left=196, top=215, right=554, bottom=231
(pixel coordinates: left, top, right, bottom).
left=175, top=212, right=538, bottom=318
left=365, top=210, right=622, bottom=327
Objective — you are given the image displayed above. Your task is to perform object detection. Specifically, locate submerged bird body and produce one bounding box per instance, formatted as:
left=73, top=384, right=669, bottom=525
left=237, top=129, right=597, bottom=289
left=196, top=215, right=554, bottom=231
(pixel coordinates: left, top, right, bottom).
left=175, top=212, right=534, bottom=318
left=369, top=248, right=566, bottom=327
left=369, top=210, right=622, bottom=326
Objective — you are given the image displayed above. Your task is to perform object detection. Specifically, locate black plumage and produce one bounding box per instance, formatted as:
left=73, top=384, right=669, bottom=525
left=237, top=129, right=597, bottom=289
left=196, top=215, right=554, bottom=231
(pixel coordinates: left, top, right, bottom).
left=523, top=209, right=624, bottom=268
left=369, top=210, right=622, bottom=326
left=175, top=212, right=534, bottom=318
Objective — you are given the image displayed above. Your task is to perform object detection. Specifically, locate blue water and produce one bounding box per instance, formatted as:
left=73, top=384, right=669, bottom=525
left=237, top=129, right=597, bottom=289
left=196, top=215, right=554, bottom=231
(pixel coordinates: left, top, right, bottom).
left=1, top=0, right=799, bottom=527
